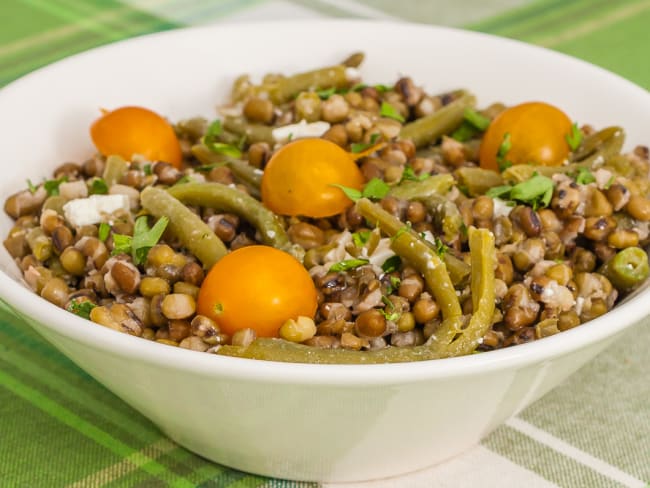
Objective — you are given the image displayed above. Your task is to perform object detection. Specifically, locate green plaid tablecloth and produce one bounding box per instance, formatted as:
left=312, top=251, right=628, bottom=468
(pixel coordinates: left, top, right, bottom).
left=0, top=1, right=648, bottom=487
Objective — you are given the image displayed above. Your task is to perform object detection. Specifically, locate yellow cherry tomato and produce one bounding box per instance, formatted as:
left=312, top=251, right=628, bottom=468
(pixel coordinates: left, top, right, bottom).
left=196, top=245, right=318, bottom=338
left=261, top=138, right=364, bottom=218
left=90, top=106, right=183, bottom=168
left=479, top=101, right=573, bottom=171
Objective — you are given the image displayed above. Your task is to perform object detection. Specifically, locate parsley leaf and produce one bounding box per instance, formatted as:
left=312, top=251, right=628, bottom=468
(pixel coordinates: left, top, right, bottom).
left=195, top=162, right=226, bottom=172
left=112, top=215, right=169, bottom=265
left=90, top=178, right=109, bottom=195
left=496, top=132, right=513, bottom=172
left=380, top=101, right=405, bottom=122
left=432, top=236, right=448, bottom=257
left=381, top=255, right=402, bottom=273
left=574, top=167, right=596, bottom=185
left=463, top=108, right=491, bottom=131
left=316, top=87, right=337, bottom=99
left=350, top=133, right=380, bottom=154
left=380, top=296, right=400, bottom=321
left=374, top=84, right=392, bottom=93
left=26, top=179, right=38, bottom=193
left=604, top=175, right=615, bottom=190
left=43, top=176, right=67, bottom=196
left=362, top=178, right=391, bottom=200
left=66, top=299, right=96, bottom=320
left=143, top=163, right=153, bottom=176
left=203, top=119, right=242, bottom=159
left=98, top=222, right=110, bottom=242
left=352, top=230, right=371, bottom=247
left=329, top=258, right=370, bottom=272
left=332, top=177, right=390, bottom=202
left=565, top=122, right=583, bottom=151
left=451, top=121, right=479, bottom=142
left=509, top=174, right=555, bottom=210
left=400, top=165, right=429, bottom=183
left=485, top=185, right=513, bottom=199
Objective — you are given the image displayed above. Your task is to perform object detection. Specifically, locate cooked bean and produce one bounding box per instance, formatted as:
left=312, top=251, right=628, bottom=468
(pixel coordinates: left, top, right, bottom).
left=412, top=297, right=440, bottom=323
left=626, top=195, right=650, bottom=221
left=584, top=188, right=613, bottom=217
left=168, top=319, right=191, bottom=342
left=181, top=262, right=204, bottom=286
left=51, top=226, right=73, bottom=254
left=243, top=97, right=274, bottom=124
left=248, top=142, right=271, bottom=169
left=191, top=315, right=222, bottom=345
left=40, top=277, right=69, bottom=307
left=287, top=222, right=325, bottom=250
left=340, top=332, right=368, bottom=350
left=161, top=293, right=196, bottom=319
left=398, top=274, right=424, bottom=302
left=231, top=328, right=256, bottom=347
left=355, top=309, right=386, bottom=338
left=605, top=183, right=630, bottom=211
left=583, top=216, right=616, bottom=241
left=608, top=229, right=639, bottom=248
left=173, top=281, right=199, bottom=299
left=110, top=260, right=141, bottom=294
left=280, top=316, right=317, bottom=343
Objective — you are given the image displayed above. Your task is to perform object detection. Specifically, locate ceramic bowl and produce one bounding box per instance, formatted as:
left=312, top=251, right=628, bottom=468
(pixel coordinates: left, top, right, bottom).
left=0, top=20, right=648, bottom=482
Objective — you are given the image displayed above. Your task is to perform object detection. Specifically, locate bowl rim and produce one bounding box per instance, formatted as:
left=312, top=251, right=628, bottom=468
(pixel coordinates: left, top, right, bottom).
left=1, top=19, right=649, bottom=385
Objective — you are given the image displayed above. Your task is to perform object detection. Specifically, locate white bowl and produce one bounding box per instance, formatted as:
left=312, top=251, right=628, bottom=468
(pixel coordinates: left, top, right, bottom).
left=0, top=20, right=649, bottom=483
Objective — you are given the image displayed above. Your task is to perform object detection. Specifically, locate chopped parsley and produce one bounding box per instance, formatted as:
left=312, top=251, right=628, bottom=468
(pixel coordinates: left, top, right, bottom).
left=565, top=122, right=583, bottom=151
left=451, top=122, right=479, bottom=142
left=352, top=230, right=371, bottom=247
left=98, top=222, right=111, bottom=242
left=331, top=177, right=390, bottom=202
left=463, top=108, right=491, bottom=131
left=26, top=179, right=38, bottom=193
left=496, top=132, right=513, bottom=172
left=574, top=167, right=596, bottom=185
left=350, top=133, right=381, bottom=153
left=195, top=162, right=226, bottom=172
left=202, top=119, right=242, bottom=159
left=329, top=258, right=370, bottom=272
left=451, top=109, right=491, bottom=142
left=380, top=296, right=400, bottom=321
left=489, top=174, right=554, bottom=210
left=90, top=178, right=109, bottom=195
left=112, top=215, right=169, bottom=265
left=67, top=299, right=96, bottom=320
left=604, top=175, right=615, bottom=190
left=432, top=236, right=448, bottom=257
left=400, top=165, right=429, bottom=183
left=43, top=176, right=67, bottom=196
left=381, top=255, right=402, bottom=273
left=316, top=87, right=337, bottom=99
left=143, top=163, right=153, bottom=176
left=379, top=101, right=405, bottom=122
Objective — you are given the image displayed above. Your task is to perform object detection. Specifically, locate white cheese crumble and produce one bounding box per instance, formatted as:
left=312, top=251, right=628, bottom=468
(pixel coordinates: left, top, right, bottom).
left=345, top=67, right=361, bottom=82
left=272, top=120, right=330, bottom=142
left=492, top=198, right=513, bottom=218
left=62, top=194, right=130, bottom=227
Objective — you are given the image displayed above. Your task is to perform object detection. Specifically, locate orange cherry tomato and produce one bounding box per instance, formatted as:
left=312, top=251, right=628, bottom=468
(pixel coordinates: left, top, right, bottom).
left=196, top=245, right=318, bottom=338
left=479, top=101, right=573, bottom=171
left=90, top=106, right=183, bottom=168
left=261, top=138, right=364, bottom=218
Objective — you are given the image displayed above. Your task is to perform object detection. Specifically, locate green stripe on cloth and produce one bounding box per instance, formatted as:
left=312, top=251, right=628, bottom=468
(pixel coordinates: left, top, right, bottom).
left=0, top=366, right=196, bottom=487
left=0, top=0, right=179, bottom=86
left=470, top=0, right=650, bottom=90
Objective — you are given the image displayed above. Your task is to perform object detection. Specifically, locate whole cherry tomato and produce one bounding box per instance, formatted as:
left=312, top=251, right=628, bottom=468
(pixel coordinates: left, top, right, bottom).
left=90, top=106, right=183, bottom=168
left=196, top=245, right=318, bottom=338
left=479, top=101, right=573, bottom=171
left=261, top=138, right=364, bottom=218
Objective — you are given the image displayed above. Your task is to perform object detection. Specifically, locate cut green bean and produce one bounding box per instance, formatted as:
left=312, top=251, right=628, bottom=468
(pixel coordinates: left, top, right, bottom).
left=257, top=65, right=349, bottom=104
left=455, top=167, right=504, bottom=196
left=222, top=116, right=275, bottom=145
left=600, top=246, right=649, bottom=292
left=140, top=186, right=227, bottom=269
left=191, top=144, right=262, bottom=198
left=217, top=224, right=494, bottom=363
left=400, top=91, right=476, bottom=148
left=102, top=155, right=128, bottom=187
left=341, top=52, right=364, bottom=68
left=388, top=173, right=454, bottom=200
left=167, top=182, right=301, bottom=259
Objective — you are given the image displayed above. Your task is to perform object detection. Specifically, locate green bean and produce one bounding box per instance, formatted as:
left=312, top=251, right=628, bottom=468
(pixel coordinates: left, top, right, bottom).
left=356, top=198, right=461, bottom=320
left=455, top=167, right=504, bottom=196
left=422, top=194, right=463, bottom=241
left=400, top=91, right=476, bottom=148
left=140, top=186, right=227, bottom=269
left=600, top=246, right=649, bottom=292
left=431, top=227, right=495, bottom=357
left=341, top=52, right=364, bottom=68
left=256, top=65, right=349, bottom=104
left=191, top=144, right=262, bottom=198
left=26, top=227, right=52, bottom=262
left=166, top=182, right=301, bottom=260
left=388, top=174, right=455, bottom=200
left=222, top=116, right=275, bottom=145
left=571, top=126, right=624, bottom=162
left=216, top=224, right=494, bottom=363
left=102, top=155, right=128, bottom=187
left=41, top=195, right=66, bottom=214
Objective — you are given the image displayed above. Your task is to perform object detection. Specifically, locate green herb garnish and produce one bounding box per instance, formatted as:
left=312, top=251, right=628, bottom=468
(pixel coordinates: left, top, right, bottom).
left=112, top=215, right=169, bottom=265
left=392, top=222, right=412, bottom=242
left=451, top=122, right=479, bottom=142
left=380, top=101, right=405, bottom=122
left=485, top=185, right=513, bottom=199
left=433, top=236, right=448, bottom=257
left=330, top=258, right=370, bottom=272
left=195, top=162, right=226, bottom=172
left=565, top=122, right=583, bottom=151
left=381, top=255, right=402, bottom=273
left=604, top=175, right=615, bottom=190
left=509, top=174, right=555, bottom=210
left=331, top=177, right=391, bottom=202
left=43, top=176, right=67, bottom=196
left=90, top=178, right=109, bottom=195
left=203, top=119, right=242, bottom=159
left=374, top=84, right=392, bottom=93
left=496, top=132, right=513, bottom=172
left=316, top=87, right=337, bottom=99
left=98, top=222, right=110, bottom=242
left=380, top=296, right=400, bottom=321
left=574, top=167, right=596, bottom=185
left=400, top=165, right=429, bottom=183
left=143, top=163, right=153, bottom=176
left=352, top=230, right=371, bottom=247
left=350, top=133, right=380, bottom=154
left=26, top=179, right=38, bottom=193
left=67, top=299, right=97, bottom=320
